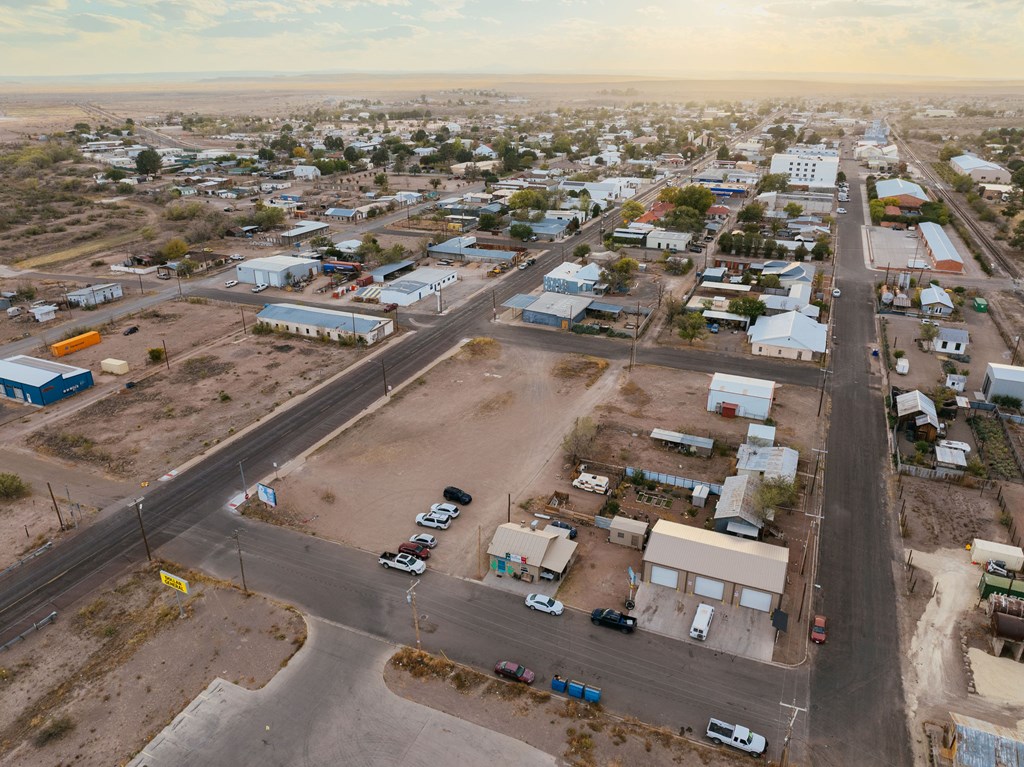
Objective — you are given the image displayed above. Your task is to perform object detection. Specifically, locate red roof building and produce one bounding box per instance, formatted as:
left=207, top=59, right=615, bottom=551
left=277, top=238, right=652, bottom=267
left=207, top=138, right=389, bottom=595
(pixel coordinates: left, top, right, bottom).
left=636, top=201, right=674, bottom=224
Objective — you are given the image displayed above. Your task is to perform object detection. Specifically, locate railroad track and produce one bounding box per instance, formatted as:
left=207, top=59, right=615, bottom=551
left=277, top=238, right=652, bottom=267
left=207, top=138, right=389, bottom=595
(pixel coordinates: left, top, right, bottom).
left=77, top=102, right=204, bottom=151
left=891, top=126, right=1019, bottom=280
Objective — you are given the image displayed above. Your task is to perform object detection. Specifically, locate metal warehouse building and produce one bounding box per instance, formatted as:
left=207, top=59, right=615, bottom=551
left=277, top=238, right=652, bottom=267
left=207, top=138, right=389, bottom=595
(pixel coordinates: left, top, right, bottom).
left=0, top=355, right=94, bottom=406
left=255, top=303, right=394, bottom=346
left=642, top=520, right=788, bottom=613
left=66, top=282, right=123, bottom=307
left=522, top=293, right=592, bottom=329
left=236, top=256, right=320, bottom=288
left=378, top=267, right=458, bottom=307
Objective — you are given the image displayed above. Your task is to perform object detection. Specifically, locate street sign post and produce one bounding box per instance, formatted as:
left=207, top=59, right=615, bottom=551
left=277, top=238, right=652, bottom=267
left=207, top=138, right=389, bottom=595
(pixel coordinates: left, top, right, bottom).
left=159, top=569, right=189, bottom=618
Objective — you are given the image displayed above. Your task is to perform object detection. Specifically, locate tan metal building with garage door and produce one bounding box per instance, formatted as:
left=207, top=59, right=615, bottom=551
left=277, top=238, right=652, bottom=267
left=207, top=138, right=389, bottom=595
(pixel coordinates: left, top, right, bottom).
left=641, top=519, right=788, bottom=613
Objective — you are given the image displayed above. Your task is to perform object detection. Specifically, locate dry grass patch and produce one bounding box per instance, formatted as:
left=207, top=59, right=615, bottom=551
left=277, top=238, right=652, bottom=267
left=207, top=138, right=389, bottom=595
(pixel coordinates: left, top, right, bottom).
left=458, top=337, right=502, bottom=360
left=476, top=391, right=517, bottom=416
left=484, top=678, right=531, bottom=700
left=552, top=354, right=609, bottom=388
left=451, top=667, right=488, bottom=693
left=389, top=647, right=455, bottom=680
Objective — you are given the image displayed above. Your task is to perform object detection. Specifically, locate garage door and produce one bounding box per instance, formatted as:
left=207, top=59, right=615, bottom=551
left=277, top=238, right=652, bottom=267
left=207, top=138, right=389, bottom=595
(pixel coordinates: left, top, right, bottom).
left=739, top=587, right=773, bottom=612
left=694, top=576, right=725, bottom=600
left=649, top=565, right=679, bottom=589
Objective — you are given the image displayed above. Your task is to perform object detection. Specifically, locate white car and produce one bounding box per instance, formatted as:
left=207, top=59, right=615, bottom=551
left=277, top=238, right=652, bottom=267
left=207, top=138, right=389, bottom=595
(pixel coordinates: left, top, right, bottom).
left=832, top=288, right=841, bottom=297
left=415, top=512, right=451, bottom=530
left=409, top=533, right=438, bottom=548
left=230, top=254, right=245, bottom=261
left=921, top=319, right=940, bottom=327
left=224, top=280, right=238, bottom=288
left=837, top=208, right=847, bottom=214
left=429, top=502, right=460, bottom=519
left=525, top=594, right=564, bottom=615
left=938, top=440, right=971, bottom=454
left=251, top=283, right=269, bottom=293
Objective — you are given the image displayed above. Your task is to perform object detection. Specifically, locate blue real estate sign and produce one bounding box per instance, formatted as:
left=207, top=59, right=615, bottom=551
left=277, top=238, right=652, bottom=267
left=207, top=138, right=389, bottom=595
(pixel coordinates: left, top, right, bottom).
left=256, top=483, right=277, bottom=507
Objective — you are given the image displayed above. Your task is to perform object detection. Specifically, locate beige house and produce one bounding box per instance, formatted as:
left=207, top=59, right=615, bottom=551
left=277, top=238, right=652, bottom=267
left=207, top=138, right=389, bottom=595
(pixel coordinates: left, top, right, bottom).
left=487, top=522, right=578, bottom=583
left=642, top=520, right=788, bottom=613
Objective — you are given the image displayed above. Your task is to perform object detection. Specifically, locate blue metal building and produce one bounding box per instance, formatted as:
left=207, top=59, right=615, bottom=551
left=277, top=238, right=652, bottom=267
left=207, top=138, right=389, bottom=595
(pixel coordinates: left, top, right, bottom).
left=0, top=355, right=94, bottom=406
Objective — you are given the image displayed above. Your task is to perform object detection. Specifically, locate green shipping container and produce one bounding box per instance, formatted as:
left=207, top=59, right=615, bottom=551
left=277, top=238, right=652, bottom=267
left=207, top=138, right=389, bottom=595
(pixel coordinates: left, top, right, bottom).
left=978, top=572, right=1024, bottom=600
left=973, top=297, right=989, bottom=313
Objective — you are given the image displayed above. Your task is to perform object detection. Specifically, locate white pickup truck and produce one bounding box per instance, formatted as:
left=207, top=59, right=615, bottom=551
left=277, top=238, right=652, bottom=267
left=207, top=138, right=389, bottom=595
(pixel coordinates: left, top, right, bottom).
left=706, top=718, right=767, bottom=756
left=379, top=552, right=426, bottom=575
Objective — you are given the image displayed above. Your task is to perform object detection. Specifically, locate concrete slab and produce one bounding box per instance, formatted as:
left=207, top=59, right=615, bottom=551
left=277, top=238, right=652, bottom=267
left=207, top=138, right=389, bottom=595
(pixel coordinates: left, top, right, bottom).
left=633, top=582, right=776, bottom=663
left=128, top=618, right=556, bottom=767
left=867, top=227, right=925, bottom=271
left=482, top=570, right=559, bottom=599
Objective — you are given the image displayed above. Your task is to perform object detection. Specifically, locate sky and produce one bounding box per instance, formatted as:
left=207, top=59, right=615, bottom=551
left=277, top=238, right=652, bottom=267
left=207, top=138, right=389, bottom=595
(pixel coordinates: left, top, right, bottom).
left=0, top=0, right=1021, bottom=80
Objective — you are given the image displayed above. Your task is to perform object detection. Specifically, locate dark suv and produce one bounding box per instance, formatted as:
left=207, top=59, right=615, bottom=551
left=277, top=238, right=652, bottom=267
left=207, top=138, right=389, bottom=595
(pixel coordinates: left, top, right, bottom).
left=548, top=519, right=577, bottom=539
left=444, top=486, right=472, bottom=504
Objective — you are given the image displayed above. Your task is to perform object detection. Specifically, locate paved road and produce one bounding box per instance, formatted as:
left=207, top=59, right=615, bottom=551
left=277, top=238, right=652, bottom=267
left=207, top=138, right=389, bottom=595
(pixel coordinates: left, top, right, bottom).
left=806, top=145, right=912, bottom=766
left=0, top=171, right=810, bottom=761
left=154, top=508, right=794, bottom=750
left=129, top=618, right=557, bottom=767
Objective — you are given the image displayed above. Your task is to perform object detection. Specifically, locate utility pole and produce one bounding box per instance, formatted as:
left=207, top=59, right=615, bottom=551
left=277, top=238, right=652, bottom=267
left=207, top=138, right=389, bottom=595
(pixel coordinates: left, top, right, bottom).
left=507, top=493, right=511, bottom=524
left=381, top=359, right=390, bottom=397
left=232, top=529, right=248, bottom=594
left=239, top=461, right=248, bottom=500
left=46, top=482, right=65, bottom=531
left=406, top=581, right=422, bottom=650
left=132, top=497, right=152, bottom=561
left=161, top=339, right=170, bottom=371
left=816, top=368, right=831, bottom=418
left=240, top=308, right=247, bottom=334
left=778, top=701, right=807, bottom=767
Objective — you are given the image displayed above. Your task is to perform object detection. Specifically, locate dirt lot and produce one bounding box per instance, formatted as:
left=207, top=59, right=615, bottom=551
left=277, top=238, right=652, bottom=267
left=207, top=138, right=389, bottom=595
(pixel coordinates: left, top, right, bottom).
left=385, top=647, right=753, bottom=767
left=0, top=560, right=305, bottom=767
left=266, top=341, right=622, bottom=581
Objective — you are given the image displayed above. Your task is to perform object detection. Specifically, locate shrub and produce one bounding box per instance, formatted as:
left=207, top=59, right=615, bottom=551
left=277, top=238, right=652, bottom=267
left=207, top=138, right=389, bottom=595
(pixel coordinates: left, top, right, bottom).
left=34, top=715, right=76, bottom=746
left=252, top=322, right=274, bottom=336
left=147, top=347, right=165, bottom=363
left=0, top=472, right=31, bottom=500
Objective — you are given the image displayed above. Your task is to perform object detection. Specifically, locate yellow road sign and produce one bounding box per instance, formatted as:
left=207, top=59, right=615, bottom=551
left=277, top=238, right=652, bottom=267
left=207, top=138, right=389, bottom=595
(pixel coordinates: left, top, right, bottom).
left=159, top=570, right=189, bottom=594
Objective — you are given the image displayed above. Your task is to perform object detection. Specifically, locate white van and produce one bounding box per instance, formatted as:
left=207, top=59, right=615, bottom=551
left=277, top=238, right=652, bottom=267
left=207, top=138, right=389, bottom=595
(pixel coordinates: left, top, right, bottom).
left=572, top=472, right=610, bottom=495
left=690, top=603, right=715, bottom=641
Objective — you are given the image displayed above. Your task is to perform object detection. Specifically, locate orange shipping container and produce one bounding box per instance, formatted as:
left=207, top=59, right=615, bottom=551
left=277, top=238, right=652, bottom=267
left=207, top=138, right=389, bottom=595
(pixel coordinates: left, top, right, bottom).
left=50, top=330, right=101, bottom=357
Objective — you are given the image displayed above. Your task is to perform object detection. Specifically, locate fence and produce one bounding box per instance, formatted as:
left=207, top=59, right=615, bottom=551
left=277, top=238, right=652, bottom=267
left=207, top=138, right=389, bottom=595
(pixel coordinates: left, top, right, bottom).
left=0, top=541, right=53, bottom=580
left=1, top=611, right=58, bottom=652
left=898, top=464, right=965, bottom=481
left=625, top=467, right=723, bottom=496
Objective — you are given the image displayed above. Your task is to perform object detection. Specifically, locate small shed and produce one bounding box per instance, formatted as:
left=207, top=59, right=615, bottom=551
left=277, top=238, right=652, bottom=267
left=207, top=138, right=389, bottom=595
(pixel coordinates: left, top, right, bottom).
left=609, top=516, right=648, bottom=550
left=691, top=484, right=710, bottom=508
left=649, top=428, right=714, bottom=457
left=707, top=372, right=777, bottom=421
left=973, top=297, right=989, bottom=313
left=101, top=358, right=130, bottom=375
left=970, top=539, right=1024, bottom=571
left=935, top=446, right=967, bottom=470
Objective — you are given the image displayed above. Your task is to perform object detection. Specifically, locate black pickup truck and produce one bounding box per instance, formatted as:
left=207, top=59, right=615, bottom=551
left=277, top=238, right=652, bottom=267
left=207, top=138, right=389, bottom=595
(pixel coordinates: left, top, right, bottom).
left=590, top=608, right=637, bottom=634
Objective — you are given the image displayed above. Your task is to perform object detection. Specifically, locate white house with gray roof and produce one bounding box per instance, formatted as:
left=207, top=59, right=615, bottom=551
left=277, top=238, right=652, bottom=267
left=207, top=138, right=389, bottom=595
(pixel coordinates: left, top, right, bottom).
left=256, top=303, right=393, bottom=346
left=934, top=328, right=969, bottom=355
left=377, top=267, right=457, bottom=307
left=919, top=285, right=955, bottom=316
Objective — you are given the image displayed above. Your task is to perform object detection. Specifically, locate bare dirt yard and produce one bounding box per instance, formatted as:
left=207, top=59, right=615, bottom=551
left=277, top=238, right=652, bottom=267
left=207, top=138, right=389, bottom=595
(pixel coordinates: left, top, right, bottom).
left=261, top=340, right=622, bottom=581
left=385, top=647, right=752, bottom=767
left=0, top=560, right=305, bottom=767
left=13, top=299, right=365, bottom=483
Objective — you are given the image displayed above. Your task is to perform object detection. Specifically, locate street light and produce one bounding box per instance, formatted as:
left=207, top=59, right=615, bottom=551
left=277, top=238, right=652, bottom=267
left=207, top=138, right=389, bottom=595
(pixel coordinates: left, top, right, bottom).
left=131, top=497, right=152, bottom=561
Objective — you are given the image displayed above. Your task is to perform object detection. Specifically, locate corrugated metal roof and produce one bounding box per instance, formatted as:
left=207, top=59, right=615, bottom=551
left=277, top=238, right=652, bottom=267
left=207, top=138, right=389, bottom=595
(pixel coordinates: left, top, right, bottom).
left=950, top=712, right=1024, bottom=767
left=709, top=372, right=777, bottom=400
left=0, top=355, right=87, bottom=387
left=988, top=363, right=1024, bottom=384
left=935, top=447, right=967, bottom=467
left=747, top=424, right=776, bottom=445
left=487, top=523, right=559, bottom=566
left=369, top=259, right=415, bottom=279
left=736, top=444, right=800, bottom=481
left=920, top=222, right=963, bottom=265
left=543, top=536, right=578, bottom=573
left=650, top=428, right=714, bottom=450
left=256, top=303, right=386, bottom=335
left=610, top=516, right=649, bottom=535
left=643, top=519, right=788, bottom=593
left=713, top=474, right=764, bottom=529
left=587, top=301, right=624, bottom=315
left=502, top=294, right=537, bottom=310
left=525, top=293, right=592, bottom=317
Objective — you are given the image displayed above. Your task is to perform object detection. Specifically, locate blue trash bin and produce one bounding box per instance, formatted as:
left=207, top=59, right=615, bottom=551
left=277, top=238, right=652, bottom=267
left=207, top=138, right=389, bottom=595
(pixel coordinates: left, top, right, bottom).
left=583, top=685, right=602, bottom=703
left=567, top=680, right=585, bottom=699
left=551, top=675, right=567, bottom=693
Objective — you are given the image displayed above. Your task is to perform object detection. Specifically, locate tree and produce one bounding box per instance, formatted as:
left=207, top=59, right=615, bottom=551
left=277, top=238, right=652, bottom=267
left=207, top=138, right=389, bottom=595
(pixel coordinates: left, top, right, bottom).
left=920, top=322, right=940, bottom=346
left=1012, top=166, right=1024, bottom=190
left=562, top=417, right=597, bottom=464
left=507, top=189, right=549, bottom=211
left=659, top=184, right=715, bottom=214
left=374, top=172, right=390, bottom=193
left=836, top=171, right=847, bottom=184
left=757, top=173, right=790, bottom=194
left=728, top=296, right=767, bottom=322
left=253, top=206, right=285, bottom=229
left=478, top=212, right=500, bottom=231
left=160, top=237, right=189, bottom=261
left=716, top=145, right=730, bottom=160
left=602, top=257, right=639, bottom=291
left=661, top=205, right=704, bottom=233
left=938, top=143, right=963, bottom=162
left=1011, top=219, right=1024, bottom=250
left=621, top=199, right=645, bottom=225
left=717, top=231, right=733, bottom=253
left=737, top=202, right=766, bottom=223
left=793, top=243, right=809, bottom=261
left=759, top=274, right=781, bottom=289
left=783, top=202, right=804, bottom=218
left=510, top=222, right=534, bottom=240
left=676, top=312, right=708, bottom=344
left=573, top=244, right=592, bottom=260
left=379, top=244, right=407, bottom=264
left=176, top=257, right=199, bottom=277
left=135, top=148, right=161, bottom=175
left=754, top=477, right=799, bottom=518
left=257, top=147, right=275, bottom=161
left=811, top=241, right=831, bottom=261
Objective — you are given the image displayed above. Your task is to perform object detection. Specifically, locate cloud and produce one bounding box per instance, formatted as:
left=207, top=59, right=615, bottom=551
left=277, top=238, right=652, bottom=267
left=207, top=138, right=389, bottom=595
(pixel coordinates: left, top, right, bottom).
left=67, top=12, right=128, bottom=32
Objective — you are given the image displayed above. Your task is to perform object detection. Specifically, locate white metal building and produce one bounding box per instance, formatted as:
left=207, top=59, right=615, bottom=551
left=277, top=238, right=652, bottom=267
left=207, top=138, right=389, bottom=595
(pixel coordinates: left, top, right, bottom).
left=746, top=311, right=826, bottom=360
left=236, top=256, right=320, bottom=288
left=66, top=282, right=124, bottom=307
left=645, top=229, right=692, bottom=252
left=642, top=520, right=788, bottom=612
left=982, top=363, right=1024, bottom=404
left=378, top=267, right=458, bottom=307
left=255, top=303, right=394, bottom=346
left=949, top=155, right=1011, bottom=184
left=707, top=373, right=777, bottom=420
